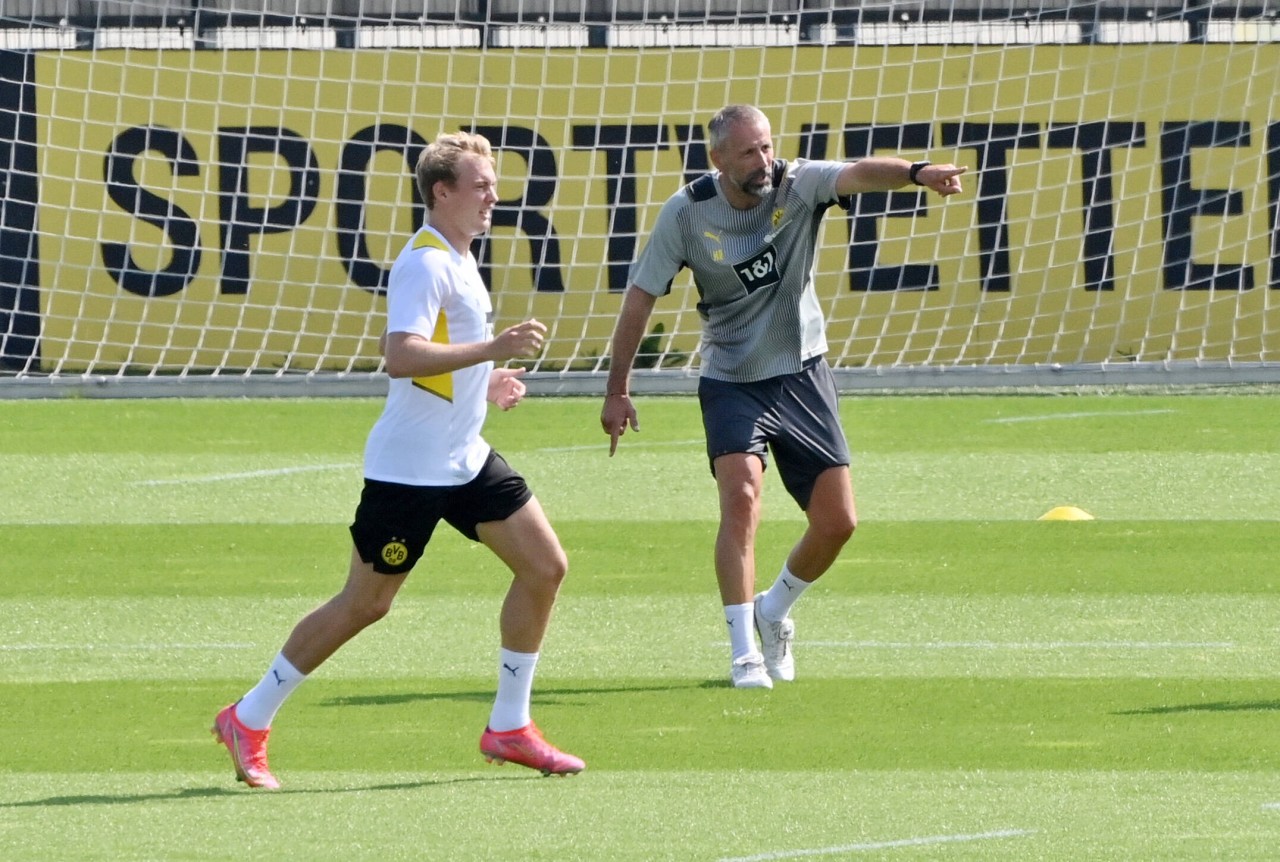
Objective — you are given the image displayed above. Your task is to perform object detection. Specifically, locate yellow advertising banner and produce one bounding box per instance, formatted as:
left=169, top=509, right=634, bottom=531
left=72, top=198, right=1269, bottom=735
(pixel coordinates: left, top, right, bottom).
left=32, top=46, right=1280, bottom=372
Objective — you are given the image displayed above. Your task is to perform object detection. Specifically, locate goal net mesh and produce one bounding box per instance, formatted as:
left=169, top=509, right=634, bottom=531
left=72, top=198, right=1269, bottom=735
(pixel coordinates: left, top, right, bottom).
left=2, top=1, right=1278, bottom=393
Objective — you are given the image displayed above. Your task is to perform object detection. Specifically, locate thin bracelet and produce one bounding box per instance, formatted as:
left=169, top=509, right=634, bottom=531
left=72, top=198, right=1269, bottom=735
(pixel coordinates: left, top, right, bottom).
left=605, top=392, right=630, bottom=398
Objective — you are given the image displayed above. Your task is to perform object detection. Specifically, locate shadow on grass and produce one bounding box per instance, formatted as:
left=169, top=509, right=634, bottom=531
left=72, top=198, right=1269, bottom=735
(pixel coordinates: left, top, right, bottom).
left=698, top=679, right=741, bottom=690
left=1115, top=700, right=1280, bottom=716
left=0, top=775, right=512, bottom=809
left=321, top=681, right=706, bottom=708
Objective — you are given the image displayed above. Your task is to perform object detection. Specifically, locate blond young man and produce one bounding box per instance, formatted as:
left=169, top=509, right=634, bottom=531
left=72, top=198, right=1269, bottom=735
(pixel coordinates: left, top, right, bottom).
left=213, top=131, right=584, bottom=786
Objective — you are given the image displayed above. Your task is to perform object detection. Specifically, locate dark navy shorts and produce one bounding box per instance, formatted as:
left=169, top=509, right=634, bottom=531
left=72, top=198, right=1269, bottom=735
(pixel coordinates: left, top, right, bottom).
left=697, top=356, right=850, bottom=510
left=349, top=449, right=533, bottom=575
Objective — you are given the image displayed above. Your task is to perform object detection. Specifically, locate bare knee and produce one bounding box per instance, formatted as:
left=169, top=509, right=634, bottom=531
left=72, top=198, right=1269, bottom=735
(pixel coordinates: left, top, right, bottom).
left=718, top=479, right=763, bottom=542
left=334, top=592, right=395, bottom=631
left=715, top=454, right=764, bottom=526
left=528, top=550, right=568, bottom=594
left=812, top=510, right=857, bottom=548
left=722, top=483, right=760, bottom=523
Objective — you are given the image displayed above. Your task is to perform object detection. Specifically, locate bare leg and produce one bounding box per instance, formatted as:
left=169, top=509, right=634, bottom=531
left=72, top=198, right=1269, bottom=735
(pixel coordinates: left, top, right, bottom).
left=475, top=500, right=584, bottom=775
left=281, top=547, right=408, bottom=674
left=215, top=547, right=407, bottom=786
left=476, top=496, right=568, bottom=653
left=784, top=465, right=858, bottom=582
left=712, top=452, right=765, bottom=606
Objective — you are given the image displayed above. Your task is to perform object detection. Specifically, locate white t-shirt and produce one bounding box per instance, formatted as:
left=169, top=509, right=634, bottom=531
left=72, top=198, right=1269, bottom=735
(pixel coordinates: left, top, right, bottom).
left=363, top=226, right=494, bottom=486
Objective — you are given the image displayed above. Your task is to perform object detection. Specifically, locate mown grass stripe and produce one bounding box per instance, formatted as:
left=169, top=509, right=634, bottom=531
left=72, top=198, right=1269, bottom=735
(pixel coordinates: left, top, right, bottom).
left=2, top=394, right=1278, bottom=859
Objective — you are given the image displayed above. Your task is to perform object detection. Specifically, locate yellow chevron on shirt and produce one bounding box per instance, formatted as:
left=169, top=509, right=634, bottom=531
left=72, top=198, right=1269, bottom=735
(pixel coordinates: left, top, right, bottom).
left=410, top=311, right=452, bottom=402
left=409, top=230, right=454, bottom=402
left=412, top=230, right=451, bottom=253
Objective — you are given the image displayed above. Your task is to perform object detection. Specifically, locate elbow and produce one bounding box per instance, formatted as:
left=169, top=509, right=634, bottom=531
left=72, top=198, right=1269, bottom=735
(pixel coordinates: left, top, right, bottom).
left=382, top=336, right=416, bottom=378
left=383, top=355, right=412, bottom=379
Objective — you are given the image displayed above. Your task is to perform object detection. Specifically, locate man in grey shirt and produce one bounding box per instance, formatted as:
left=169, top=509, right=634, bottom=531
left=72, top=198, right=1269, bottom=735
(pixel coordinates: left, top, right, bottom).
left=600, top=104, right=966, bottom=689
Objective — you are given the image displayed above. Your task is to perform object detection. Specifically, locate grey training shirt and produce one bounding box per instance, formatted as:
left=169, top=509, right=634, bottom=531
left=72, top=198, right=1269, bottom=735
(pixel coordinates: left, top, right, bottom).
left=628, top=158, right=846, bottom=383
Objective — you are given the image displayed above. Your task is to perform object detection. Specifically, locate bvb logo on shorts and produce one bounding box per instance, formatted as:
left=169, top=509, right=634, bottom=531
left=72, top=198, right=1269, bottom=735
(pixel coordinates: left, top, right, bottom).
left=380, top=539, right=409, bottom=567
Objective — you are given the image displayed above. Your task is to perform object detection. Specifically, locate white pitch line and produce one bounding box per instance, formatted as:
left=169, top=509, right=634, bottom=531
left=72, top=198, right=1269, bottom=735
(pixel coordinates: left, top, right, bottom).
left=805, top=640, right=1235, bottom=650
left=719, top=828, right=1037, bottom=861
left=984, top=409, right=1174, bottom=424
left=132, top=464, right=357, bottom=486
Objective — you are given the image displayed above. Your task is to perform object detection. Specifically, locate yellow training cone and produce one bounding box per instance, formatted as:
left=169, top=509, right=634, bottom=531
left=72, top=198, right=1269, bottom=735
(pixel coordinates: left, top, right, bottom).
left=1038, top=506, right=1095, bottom=521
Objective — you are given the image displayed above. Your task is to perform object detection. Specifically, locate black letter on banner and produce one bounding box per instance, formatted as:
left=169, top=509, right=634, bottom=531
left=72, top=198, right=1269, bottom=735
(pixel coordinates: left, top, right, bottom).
left=798, top=123, right=831, bottom=160
left=100, top=126, right=202, bottom=298
left=1, top=50, right=41, bottom=370
left=469, top=124, right=563, bottom=293
left=1160, top=121, right=1252, bottom=290
left=217, top=127, right=320, bottom=295
left=671, top=125, right=710, bottom=186
left=842, top=124, right=937, bottom=291
left=337, top=124, right=429, bottom=294
left=1270, top=122, right=1280, bottom=290
left=572, top=123, right=668, bottom=292
left=940, top=123, right=1042, bottom=292
left=1045, top=122, right=1146, bottom=292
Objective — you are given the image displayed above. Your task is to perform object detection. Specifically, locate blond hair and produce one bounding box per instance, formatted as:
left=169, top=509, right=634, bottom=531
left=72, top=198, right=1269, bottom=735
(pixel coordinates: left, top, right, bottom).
left=415, top=131, right=495, bottom=209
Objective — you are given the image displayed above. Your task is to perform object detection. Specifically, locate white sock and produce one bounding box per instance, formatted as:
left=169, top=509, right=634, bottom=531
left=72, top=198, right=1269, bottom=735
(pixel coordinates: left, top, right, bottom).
left=758, top=566, right=812, bottom=622
left=725, top=603, right=756, bottom=660
left=234, top=652, right=307, bottom=731
left=489, top=648, right=539, bottom=732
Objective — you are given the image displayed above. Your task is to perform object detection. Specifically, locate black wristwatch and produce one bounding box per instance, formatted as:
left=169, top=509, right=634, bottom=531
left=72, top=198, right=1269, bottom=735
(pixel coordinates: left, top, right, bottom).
left=909, top=160, right=931, bottom=185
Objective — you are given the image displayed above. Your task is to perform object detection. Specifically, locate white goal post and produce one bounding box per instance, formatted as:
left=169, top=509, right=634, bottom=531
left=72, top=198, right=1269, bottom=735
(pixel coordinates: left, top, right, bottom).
left=2, top=0, right=1279, bottom=397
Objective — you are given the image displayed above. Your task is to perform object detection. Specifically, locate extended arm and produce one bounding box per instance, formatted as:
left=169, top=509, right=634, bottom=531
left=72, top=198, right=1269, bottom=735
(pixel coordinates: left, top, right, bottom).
left=835, top=156, right=967, bottom=197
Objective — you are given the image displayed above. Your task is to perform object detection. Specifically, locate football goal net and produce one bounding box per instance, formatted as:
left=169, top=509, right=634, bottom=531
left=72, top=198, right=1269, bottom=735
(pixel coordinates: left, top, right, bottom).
left=2, top=1, right=1278, bottom=396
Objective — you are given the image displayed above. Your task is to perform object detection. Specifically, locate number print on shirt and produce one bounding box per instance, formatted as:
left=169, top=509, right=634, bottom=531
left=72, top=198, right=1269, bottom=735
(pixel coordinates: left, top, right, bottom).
left=733, top=244, right=781, bottom=294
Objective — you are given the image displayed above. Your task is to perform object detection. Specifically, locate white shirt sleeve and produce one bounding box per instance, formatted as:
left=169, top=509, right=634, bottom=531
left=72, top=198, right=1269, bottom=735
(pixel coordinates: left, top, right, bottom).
left=387, top=251, right=448, bottom=339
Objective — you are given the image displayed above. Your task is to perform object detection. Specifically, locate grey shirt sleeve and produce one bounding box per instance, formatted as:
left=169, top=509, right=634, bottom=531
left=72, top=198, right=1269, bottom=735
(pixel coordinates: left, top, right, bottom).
left=628, top=192, right=688, bottom=298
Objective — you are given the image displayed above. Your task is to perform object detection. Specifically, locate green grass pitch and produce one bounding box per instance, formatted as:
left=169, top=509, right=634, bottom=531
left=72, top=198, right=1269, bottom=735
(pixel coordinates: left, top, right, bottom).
left=2, top=390, right=1279, bottom=860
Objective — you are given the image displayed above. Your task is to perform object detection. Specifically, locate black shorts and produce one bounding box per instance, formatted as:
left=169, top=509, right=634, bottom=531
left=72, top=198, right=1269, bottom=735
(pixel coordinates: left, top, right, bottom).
left=349, top=449, right=533, bottom=575
left=698, top=356, right=851, bottom=510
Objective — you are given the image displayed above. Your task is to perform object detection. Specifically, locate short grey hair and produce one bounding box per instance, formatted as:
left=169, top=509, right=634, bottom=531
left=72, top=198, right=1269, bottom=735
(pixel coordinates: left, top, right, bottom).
left=707, top=105, right=769, bottom=152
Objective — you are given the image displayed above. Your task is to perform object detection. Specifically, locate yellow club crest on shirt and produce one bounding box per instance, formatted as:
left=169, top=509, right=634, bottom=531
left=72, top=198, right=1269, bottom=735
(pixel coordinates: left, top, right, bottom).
left=771, top=209, right=785, bottom=228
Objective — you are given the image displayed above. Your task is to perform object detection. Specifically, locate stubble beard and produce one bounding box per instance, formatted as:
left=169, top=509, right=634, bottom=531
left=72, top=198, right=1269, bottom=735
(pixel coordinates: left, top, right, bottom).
left=743, top=174, right=773, bottom=199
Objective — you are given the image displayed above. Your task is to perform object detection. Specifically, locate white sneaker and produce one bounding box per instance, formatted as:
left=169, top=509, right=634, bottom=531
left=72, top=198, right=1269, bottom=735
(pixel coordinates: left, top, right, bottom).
left=731, top=652, right=773, bottom=689
left=754, top=593, right=796, bottom=682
